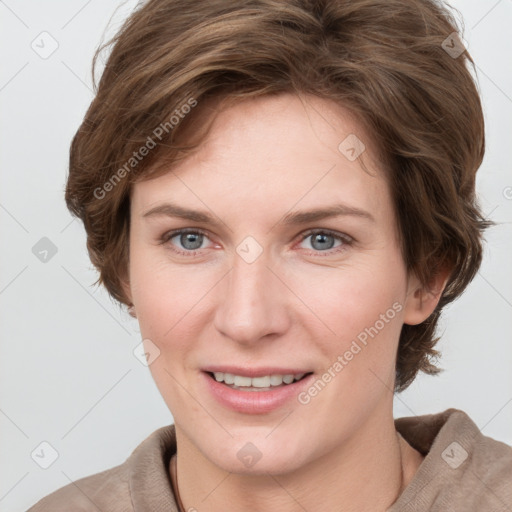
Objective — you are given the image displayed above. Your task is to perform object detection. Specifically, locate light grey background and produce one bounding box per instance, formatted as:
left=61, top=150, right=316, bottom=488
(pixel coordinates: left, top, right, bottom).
left=1, top=1, right=511, bottom=511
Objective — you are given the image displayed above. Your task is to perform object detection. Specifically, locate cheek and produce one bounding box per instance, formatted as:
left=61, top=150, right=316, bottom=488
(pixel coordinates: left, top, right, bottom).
left=128, top=249, right=213, bottom=411
left=291, top=260, right=405, bottom=333
left=286, top=259, right=406, bottom=390
left=129, top=247, right=215, bottom=348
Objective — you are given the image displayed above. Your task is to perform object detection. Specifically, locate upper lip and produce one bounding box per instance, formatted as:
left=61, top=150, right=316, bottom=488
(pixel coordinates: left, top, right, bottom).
left=202, top=366, right=313, bottom=378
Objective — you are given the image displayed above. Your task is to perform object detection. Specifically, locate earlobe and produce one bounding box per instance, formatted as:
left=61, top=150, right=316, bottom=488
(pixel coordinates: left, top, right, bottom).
left=403, top=269, right=450, bottom=326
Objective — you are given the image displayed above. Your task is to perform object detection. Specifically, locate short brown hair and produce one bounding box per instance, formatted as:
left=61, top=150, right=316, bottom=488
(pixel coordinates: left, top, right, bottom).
left=66, top=0, right=491, bottom=392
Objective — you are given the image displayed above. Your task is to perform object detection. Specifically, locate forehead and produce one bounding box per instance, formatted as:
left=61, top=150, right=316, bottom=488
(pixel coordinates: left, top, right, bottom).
left=131, top=93, right=389, bottom=220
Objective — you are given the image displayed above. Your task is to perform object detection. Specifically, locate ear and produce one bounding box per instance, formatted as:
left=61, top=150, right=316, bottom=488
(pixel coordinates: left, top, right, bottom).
left=403, top=267, right=451, bottom=325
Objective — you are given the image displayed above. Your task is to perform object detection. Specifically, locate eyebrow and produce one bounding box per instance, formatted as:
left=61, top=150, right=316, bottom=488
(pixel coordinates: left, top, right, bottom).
left=142, top=201, right=375, bottom=227
left=281, top=204, right=375, bottom=225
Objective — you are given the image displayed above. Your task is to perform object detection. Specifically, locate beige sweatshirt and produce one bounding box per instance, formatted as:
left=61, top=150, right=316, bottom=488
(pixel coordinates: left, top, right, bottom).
left=27, top=408, right=512, bottom=511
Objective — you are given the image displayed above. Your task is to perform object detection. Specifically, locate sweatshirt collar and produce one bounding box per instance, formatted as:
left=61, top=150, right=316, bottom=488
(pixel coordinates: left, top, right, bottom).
left=126, top=408, right=473, bottom=511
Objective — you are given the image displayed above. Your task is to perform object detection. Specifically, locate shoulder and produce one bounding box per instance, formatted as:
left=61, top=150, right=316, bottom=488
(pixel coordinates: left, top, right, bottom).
left=392, top=408, right=512, bottom=511
left=26, top=463, right=130, bottom=512
left=459, top=410, right=512, bottom=506
left=26, top=425, right=178, bottom=512
left=431, top=409, right=512, bottom=474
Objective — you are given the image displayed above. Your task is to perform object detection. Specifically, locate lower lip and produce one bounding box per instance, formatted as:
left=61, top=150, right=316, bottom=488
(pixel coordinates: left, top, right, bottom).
left=202, top=372, right=314, bottom=414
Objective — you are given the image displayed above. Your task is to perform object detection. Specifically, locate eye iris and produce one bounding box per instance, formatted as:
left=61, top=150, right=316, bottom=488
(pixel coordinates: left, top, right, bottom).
left=180, top=232, right=203, bottom=250
left=311, top=233, right=335, bottom=251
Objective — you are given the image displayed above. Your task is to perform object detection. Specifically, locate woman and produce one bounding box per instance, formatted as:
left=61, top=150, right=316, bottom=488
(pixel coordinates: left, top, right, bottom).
left=28, top=0, right=512, bottom=510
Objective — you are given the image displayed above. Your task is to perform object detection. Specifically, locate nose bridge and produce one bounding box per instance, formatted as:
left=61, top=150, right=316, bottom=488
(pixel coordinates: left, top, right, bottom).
left=213, top=247, right=288, bottom=344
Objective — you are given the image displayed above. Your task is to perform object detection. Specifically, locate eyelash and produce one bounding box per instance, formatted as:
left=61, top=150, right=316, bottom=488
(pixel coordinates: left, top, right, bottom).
left=160, top=228, right=353, bottom=257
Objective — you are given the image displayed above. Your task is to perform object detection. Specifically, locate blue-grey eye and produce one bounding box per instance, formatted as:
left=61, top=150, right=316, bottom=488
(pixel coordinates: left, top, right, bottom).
left=311, top=233, right=335, bottom=250
left=174, top=231, right=205, bottom=251
left=301, top=231, right=344, bottom=251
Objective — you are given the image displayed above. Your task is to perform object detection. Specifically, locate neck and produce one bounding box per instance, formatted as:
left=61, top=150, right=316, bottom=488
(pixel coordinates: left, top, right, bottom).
left=171, top=412, right=423, bottom=512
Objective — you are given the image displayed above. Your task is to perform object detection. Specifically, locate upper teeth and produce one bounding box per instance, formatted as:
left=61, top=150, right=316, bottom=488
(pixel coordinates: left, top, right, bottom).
left=213, top=372, right=306, bottom=387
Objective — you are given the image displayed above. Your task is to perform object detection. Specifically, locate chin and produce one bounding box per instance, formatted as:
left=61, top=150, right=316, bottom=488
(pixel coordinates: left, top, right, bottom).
left=203, top=430, right=312, bottom=476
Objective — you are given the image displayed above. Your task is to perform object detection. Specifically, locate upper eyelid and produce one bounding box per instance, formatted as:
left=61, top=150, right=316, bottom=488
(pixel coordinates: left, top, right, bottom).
left=300, top=228, right=352, bottom=242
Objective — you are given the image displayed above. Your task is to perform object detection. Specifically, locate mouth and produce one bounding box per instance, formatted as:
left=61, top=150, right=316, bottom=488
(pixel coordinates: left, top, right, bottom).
left=204, top=371, right=313, bottom=392
left=201, top=367, right=316, bottom=414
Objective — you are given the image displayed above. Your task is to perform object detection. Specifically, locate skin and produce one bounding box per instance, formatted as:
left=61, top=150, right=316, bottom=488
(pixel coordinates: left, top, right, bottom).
left=123, top=93, right=447, bottom=511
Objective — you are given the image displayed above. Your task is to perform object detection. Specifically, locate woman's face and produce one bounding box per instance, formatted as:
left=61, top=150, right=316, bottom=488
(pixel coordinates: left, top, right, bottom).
left=125, top=93, right=423, bottom=474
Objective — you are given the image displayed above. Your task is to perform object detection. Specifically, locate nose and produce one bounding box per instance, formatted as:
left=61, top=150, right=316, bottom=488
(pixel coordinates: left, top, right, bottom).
left=213, top=250, right=291, bottom=346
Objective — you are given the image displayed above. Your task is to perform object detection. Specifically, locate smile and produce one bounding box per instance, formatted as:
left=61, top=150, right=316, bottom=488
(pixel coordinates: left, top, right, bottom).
left=202, top=369, right=315, bottom=414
